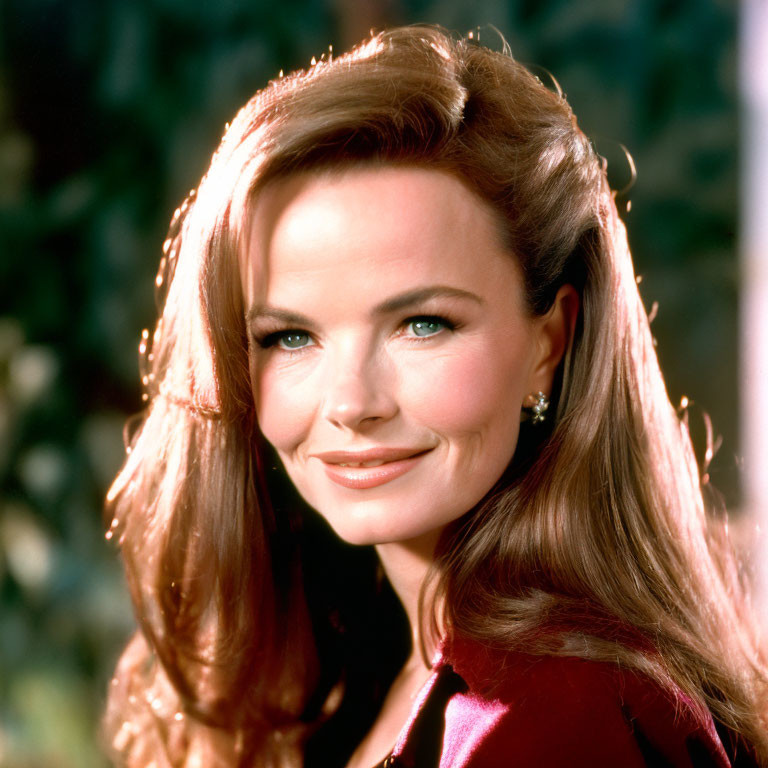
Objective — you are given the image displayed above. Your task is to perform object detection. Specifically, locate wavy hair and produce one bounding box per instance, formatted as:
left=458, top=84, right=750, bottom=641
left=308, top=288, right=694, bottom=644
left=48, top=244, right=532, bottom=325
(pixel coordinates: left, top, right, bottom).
left=103, top=25, right=768, bottom=767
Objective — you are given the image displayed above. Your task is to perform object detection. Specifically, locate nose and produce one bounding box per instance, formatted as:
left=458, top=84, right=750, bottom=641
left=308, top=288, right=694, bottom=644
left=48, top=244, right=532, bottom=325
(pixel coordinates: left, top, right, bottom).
left=320, top=346, right=398, bottom=430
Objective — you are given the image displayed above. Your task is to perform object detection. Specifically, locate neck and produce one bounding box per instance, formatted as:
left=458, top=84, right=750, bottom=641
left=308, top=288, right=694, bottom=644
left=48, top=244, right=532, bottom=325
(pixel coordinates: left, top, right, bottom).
left=375, top=528, right=442, bottom=671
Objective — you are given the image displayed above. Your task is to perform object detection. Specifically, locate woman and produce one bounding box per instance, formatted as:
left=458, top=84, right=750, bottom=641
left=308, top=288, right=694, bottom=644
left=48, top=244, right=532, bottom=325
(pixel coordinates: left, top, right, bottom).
left=103, top=25, right=768, bottom=768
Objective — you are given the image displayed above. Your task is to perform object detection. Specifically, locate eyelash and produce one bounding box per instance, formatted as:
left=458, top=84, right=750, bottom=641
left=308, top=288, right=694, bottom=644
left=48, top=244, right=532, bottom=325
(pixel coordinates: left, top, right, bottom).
left=255, top=314, right=457, bottom=352
left=401, top=315, right=457, bottom=339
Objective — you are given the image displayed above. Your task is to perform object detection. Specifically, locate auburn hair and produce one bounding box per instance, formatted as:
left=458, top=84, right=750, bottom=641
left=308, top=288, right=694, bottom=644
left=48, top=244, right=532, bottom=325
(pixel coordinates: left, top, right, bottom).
left=103, top=25, right=768, bottom=767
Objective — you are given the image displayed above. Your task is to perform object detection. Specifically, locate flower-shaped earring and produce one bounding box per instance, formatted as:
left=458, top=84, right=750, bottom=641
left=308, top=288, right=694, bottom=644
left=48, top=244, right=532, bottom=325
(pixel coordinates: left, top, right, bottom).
left=522, top=391, right=549, bottom=424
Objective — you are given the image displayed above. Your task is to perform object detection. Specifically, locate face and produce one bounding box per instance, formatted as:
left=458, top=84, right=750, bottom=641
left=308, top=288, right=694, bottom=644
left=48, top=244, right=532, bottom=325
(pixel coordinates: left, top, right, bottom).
left=242, top=166, right=564, bottom=547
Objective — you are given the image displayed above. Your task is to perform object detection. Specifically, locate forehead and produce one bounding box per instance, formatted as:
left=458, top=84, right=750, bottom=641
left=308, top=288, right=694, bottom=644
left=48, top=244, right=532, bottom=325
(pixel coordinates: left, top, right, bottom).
left=241, top=165, right=525, bottom=312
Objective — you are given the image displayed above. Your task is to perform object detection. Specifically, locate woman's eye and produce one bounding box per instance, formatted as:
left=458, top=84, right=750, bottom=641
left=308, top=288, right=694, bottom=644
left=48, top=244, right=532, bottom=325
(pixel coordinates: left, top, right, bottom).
left=279, top=333, right=312, bottom=349
left=278, top=332, right=313, bottom=349
left=404, top=316, right=452, bottom=338
left=259, top=331, right=314, bottom=351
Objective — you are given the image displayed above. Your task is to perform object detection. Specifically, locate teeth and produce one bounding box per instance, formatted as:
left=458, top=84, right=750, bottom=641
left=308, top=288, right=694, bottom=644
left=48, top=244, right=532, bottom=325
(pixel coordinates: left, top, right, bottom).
left=338, top=460, right=387, bottom=468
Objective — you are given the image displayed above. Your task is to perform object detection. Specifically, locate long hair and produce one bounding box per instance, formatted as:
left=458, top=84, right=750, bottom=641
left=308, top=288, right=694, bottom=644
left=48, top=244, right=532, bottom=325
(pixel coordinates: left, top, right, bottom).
left=103, top=25, right=768, bottom=767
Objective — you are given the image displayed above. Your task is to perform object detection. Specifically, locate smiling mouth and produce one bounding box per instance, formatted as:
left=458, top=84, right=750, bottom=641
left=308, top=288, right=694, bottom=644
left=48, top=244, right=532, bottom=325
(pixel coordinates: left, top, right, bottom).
left=314, top=448, right=432, bottom=489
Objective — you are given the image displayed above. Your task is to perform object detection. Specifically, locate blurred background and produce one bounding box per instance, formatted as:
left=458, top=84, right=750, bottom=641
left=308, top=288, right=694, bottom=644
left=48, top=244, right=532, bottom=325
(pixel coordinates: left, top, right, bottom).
left=0, top=0, right=760, bottom=765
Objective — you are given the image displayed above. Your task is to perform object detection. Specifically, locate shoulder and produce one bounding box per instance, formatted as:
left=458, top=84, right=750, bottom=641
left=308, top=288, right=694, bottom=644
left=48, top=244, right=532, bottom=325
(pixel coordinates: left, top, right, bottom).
left=436, top=636, right=732, bottom=768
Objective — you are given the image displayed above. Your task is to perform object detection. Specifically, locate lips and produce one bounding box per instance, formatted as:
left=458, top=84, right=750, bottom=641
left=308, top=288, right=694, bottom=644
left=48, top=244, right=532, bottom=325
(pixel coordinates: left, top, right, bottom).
left=311, top=447, right=432, bottom=489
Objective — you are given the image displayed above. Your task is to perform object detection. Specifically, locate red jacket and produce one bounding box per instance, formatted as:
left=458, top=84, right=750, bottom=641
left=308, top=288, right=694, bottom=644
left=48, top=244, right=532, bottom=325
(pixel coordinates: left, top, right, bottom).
left=378, top=634, right=755, bottom=767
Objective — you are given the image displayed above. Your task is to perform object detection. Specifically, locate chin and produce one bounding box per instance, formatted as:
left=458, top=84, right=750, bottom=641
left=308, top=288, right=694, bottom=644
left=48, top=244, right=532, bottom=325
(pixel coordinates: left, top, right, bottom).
left=314, top=501, right=452, bottom=549
left=318, top=514, right=403, bottom=547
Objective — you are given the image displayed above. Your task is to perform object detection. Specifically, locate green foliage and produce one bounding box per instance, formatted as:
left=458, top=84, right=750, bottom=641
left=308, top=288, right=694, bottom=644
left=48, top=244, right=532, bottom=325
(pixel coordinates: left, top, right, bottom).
left=0, top=1, right=738, bottom=765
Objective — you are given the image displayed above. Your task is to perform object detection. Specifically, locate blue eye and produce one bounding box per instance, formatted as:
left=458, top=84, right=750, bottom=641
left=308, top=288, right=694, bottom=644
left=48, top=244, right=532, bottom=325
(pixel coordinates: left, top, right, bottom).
left=406, top=316, right=452, bottom=338
left=277, top=332, right=312, bottom=349
left=258, top=330, right=314, bottom=351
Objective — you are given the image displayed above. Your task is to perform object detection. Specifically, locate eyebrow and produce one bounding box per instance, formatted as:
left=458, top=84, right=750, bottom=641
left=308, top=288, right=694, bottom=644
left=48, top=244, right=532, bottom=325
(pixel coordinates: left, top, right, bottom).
left=246, top=285, right=484, bottom=327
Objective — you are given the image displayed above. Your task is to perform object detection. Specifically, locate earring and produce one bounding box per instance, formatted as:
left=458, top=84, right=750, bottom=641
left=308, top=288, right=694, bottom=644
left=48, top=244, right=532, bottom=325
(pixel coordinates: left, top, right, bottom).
left=522, top=391, right=549, bottom=424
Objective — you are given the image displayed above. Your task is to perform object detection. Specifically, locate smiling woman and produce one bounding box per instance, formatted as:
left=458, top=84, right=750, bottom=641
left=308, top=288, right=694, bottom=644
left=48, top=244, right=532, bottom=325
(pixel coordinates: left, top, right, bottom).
left=103, top=25, right=767, bottom=768
left=245, top=167, right=575, bottom=549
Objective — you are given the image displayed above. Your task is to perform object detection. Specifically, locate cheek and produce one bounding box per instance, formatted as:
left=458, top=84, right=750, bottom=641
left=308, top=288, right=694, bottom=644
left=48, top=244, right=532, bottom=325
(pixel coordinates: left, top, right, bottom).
left=398, top=340, right=530, bottom=436
left=253, top=361, right=315, bottom=452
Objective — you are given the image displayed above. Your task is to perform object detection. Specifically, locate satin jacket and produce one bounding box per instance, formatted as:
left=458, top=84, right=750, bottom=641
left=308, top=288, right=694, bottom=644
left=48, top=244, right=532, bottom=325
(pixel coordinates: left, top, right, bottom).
left=374, top=634, right=755, bottom=768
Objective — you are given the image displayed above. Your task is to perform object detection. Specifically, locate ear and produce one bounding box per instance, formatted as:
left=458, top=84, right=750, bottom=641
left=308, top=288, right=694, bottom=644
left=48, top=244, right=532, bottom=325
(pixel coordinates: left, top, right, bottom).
left=528, top=284, right=580, bottom=395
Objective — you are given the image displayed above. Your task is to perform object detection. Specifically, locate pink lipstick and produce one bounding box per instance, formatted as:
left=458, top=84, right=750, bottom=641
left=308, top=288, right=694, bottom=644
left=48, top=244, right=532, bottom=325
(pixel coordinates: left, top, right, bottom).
left=311, top=447, right=431, bottom=490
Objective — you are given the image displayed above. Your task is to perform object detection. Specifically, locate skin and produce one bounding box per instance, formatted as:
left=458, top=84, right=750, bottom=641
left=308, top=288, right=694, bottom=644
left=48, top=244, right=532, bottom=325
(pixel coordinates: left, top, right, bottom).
left=241, top=165, right=578, bottom=767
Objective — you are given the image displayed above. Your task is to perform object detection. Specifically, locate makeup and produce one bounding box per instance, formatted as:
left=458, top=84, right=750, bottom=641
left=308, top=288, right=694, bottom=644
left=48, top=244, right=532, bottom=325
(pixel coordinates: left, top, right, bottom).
left=319, top=451, right=430, bottom=489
